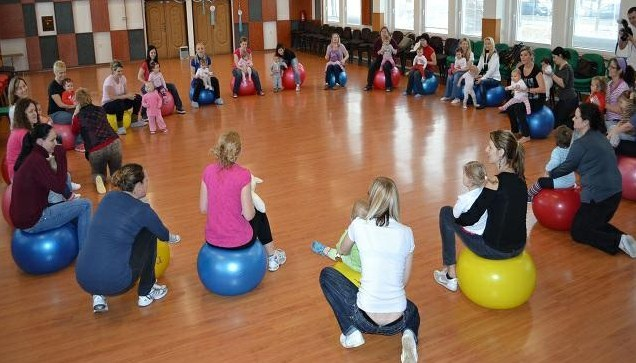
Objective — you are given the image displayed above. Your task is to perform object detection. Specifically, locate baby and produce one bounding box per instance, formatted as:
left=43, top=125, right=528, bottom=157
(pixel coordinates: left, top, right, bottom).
left=450, top=49, right=467, bottom=75
left=237, top=49, right=253, bottom=83
left=541, top=58, right=553, bottom=99
left=527, top=126, right=576, bottom=201
left=195, top=58, right=214, bottom=90
left=61, top=78, right=75, bottom=106
left=270, top=55, right=288, bottom=93
left=379, top=37, right=397, bottom=68
left=452, top=161, right=489, bottom=234
left=411, top=46, right=428, bottom=77
left=458, top=65, right=480, bottom=109
left=499, top=69, right=531, bottom=115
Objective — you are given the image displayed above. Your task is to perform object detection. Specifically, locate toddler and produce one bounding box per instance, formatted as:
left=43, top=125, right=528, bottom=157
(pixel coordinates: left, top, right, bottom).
left=607, top=91, right=636, bottom=148
left=585, top=76, right=607, bottom=114
left=310, top=199, right=369, bottom=273
left=452, top=161, right=489, bottom=234
left=61, top=78, right=75, bottom=106
left=270, top=55, right=287, bottom=92
left=527, top=125, right=576, bottom=201
left=541, top=58, right=553, bottom=99
left=499, top=69, right=531, bottom=115
left=450, top=49, right=467, bottom=75
left=195, top=58, right=214, bottom=90
left=141, top=82, right=168, bottom=134
left=237, top=49, right=253, bottom=83
left=35, top=101, right=53, bottom=125
left=379, top=37, right=397, bottom=68
left=148, top=62, right=168, bottom=95
left=458, top=65, right=480, bottom=109
left=411, top=46, right=428, bottom=77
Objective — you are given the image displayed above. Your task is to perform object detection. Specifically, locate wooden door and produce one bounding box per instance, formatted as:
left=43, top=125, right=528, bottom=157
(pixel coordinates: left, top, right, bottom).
left=193, top=0, right=232, bottom=55
left=145, top=1, right=187, bottom=59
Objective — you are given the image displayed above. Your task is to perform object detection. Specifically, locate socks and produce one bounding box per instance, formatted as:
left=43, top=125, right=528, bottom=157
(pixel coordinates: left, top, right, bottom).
left=446, top=272, right=455, bottom=280
left=311, top=240, right=339, bottom=261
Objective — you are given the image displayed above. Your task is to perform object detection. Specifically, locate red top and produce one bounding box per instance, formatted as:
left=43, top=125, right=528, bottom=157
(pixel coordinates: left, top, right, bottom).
left=233, top=48, right=252, bottom=69
left=585, top=91, right=606, bottom=114
left=422, top=46, right=435, bottom=71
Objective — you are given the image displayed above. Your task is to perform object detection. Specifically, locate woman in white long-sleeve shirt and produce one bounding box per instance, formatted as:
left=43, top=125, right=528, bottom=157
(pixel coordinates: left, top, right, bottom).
left=474, top=37, right=501, bottom=109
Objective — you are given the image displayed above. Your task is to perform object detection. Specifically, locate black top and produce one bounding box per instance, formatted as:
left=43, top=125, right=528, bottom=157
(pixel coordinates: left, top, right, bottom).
left=554, top=64, right=577, bottom=101
left=518, top=64, right=546, bottom=103
left=48, top=79, right=66, bottom=115
left=280, top=49, right=297, bottom=65
left=456, top=172, right=528, bottom=253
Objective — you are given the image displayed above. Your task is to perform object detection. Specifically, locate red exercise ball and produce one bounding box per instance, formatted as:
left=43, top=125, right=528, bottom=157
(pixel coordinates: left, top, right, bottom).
left=1, top=155, right=10, bottom=185
left=282, top=63, right=307, bottom=90
left=532, top=187, right=581, bottom=231
left=2, top=184, right=13, bottom=227
left=373, top=67, right=401, bottom=90
left=230, top=77, right=257, bottom=96
left=160, top=92, right=175, bottom=117
left=52, top=124, right=75, bottom=151
left=617, top=156, right=636, bottom=201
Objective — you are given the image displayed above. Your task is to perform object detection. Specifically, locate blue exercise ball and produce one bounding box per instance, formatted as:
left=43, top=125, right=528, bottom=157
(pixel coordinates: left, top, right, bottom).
left=527, top=106, right=555, bottom=139
left=338, top=71, right=348, bottom=87
left=420, top=74, right=439, bottom=95
left=484, top=85, right=506, bottom=107
left=189, top=87, right=215, bottom=105
left=197, top=241, right=267, bottom=296
left=12, top=223, right=79, bottom=275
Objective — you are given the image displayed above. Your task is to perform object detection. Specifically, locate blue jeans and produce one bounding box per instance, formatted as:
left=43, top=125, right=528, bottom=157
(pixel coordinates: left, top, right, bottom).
left=444, top=71, right=466, bottom=99
left=325, top=64, right=344, bottom=87
left=319, top=267, right=420, bottom=341
left=439, top=206, right=521, bottom=266
left=290, top=58, right=300, bottom=85
left=406, top=70, right=424, bottom=95
left=475, top=78, right=500, bottom=105
left=24, top=198, right=92, bottom=250
left=51, top=110, right=73, bottom=124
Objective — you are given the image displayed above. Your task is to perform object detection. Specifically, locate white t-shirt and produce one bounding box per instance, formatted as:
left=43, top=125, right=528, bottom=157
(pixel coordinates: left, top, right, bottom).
left=616, top=23, right=636, bottom=70
left=453, top=187, right=488, bottom=235
left=101, top=75, right=127, bottom=104
left=347, top=217, right=414, bottom=313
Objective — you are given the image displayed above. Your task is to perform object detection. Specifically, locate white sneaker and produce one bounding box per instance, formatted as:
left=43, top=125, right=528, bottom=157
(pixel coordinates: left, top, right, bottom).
left=296, top=84, right=300, bottom=92
left=71, top=182, right=81, bottom=191
left=268, top=255, right=280, bottom=271
left=401, top=329, right=418, bottom=363
left=138, top=285, right=168, bottom=307
left=214, top=98, right=224, bottom=105
left=433, top=270, right=458, bottom=292
left=117, top=127, right=126, bottom=135
left=191, top=101, right=199, bottom=108
left=130, top=120, right=147, bottom=128
left=168, top=233, right=181, bottom=244
left=339, top=329, right=365, bottom=348
left=440, top=97, right=449, bottom=101
left=273, top=249, right=286, bottom=265
left=463, top=103, right=468, bottom=109
left=92, top=295, right=108, bottom=313
left=95, top=175, right=106, bottom=194
left=451, top=98, right=461, bottom=104
left=619, top=234, right=636, bottom=258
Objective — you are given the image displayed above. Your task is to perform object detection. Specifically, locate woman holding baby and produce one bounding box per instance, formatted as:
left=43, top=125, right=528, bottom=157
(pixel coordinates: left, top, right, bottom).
left=199, top=131, right=286, bottom=272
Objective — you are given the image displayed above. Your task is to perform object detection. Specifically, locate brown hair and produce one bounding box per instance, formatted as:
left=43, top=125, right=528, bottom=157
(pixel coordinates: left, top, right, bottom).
left=111, top=163, right=145, bottom=192
left=555, top=125, right=573, bottom=148
left=8, top=77, right=27, bottom=105
left=13, top=98, right=38, bottom=130
left=350, top=199, right=369, bottom=221
left=489, top=130, right=525, bottom=181
left=212, top=131, right=242, bottom=168
left=74, top=88, right=92, bottom=107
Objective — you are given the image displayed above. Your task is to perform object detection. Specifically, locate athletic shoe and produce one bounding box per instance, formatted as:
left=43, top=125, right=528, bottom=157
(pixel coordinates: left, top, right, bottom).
left=215, top=98, right=224, bottom=105
left=440, top=97, right=450, bottom=101
left=363, top=85, right=372, bottom=91
left=267, top=249, right=286, bottom=272
left=168, top=233, right=181, bottom=244
left=117, top=127, right=126, bottom=135
left=340, top=329, right=365, bottom=348
left=93, top=295, right=108, bottom=313
left=71, top=182, right=81, bottom=191
left=95, top=175, right=106, bottom=194
left=619, top=234, right=636, bottom=258
left=296, top=84, right=300, bottom=91
left=176, top=108, right=186, bottom=114
left=233, top=93, right=238, bottom=98
left=433, top=270, right=458, bottom=292
left=138, top=286, right=168, bottom=307
left=451, top=98, right=461, bottom=104
left=401, top=329, right=418, bottom=363
left=191, top=101, right=199, bottom=108
left=130, top=120, right=147, bottom=128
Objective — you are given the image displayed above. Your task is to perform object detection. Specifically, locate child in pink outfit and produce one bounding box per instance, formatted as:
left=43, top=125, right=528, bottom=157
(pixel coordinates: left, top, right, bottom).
left=141, top=82, right=167, bottom=134
left=379, top=38, right=397, bottom=68
left=148, top=62, right=168, bottom=95
left=499, top=69, right=531, bottom=114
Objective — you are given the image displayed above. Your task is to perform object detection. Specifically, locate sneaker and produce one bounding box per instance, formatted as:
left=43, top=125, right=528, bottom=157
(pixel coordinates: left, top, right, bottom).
left=619, top=234, right=636, bottom=258
left=74, top=144, right=85, bottom=153
left=324, top=84, right=331, bottom=90
left=161, top=129, right=168, bottom=133
left=414, top=94, right=422, bottom=98
left=433, top=270, right=458, bottom=292
left=340, top=329, right=365, bottom=348
left=296, top=84, right=300, bottom=91
left=214, top=98, right=224, bottom=105
left=403, top=91, right=409, bottom=96
left=191, top=101, right=199, bottom=108
left=71, top=182, right=81, bottom=191
left=130, top=120, right=147, bottom=128
left=268, top=254, right=280, bottom=271
left=153, top=281, right=166, bottom=290
left=463, top=104, right=468, bottom=109
left=233, top=93, right=238, bottom=98
left=401, top=329, right=418, bottom=363
left=258, top=91, right=265, bottom=96
left=386, top=87, right=392, bottom=92
left=117, top=127, right=127, bottom=135
left=95, top=175, right=107, bottom=194
left=176, top=108, right=186, bottom=114
left=440, top=97, right=450, bottom=101
left=138, top=286, right=168, bottom=307
left=168, top=233, right=181, bottom=244
left=92, top=295, right=108, bottom=313
left=451, top=98, right=461, bottom=104
left=476, top=104, right=485, bottom=110
left=273, top=249, right=286, bottom=265
left=363, top=85, right=372, bottom=91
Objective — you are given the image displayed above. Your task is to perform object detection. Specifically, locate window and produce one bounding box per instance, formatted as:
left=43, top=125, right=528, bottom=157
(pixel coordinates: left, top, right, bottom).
left=461, top=0, right=484, bottom=37
left=394, top=0, right=415, bottom=31
left=424, top=0, right=449, bottom=34
left=346, top=0, right=361, bottom=26
left=326, top=0, right=340, bottom=23
left=572, top=0, right=621, bottom=52
left=516, top=0, right=553, bottom=44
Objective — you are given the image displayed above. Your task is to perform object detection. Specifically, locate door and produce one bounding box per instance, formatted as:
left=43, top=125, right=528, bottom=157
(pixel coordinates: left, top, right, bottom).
left=193, top=0, right=233, bottom=55
left=145, top=0, right=187, bottom=59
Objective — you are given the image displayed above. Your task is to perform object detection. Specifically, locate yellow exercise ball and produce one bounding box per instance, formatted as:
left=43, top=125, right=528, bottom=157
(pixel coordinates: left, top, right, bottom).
left=333, top=261, right=361, bottom=287
left=106, top=109, right=133, bottom=132
left=456, top=248, right=536, bottom=309
left=155, top=240, right=171, bottom=278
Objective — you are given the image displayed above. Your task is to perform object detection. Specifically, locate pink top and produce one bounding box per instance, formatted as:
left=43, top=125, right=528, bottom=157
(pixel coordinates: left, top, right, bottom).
left=141, top=91, right=163, bottom=117
left=148, top=72, right=167, bottom=90
left=233, top=48, right=252, bottom=69
left=202, top=163, right=252, bottom=248
left=6, top=128, right=29, bottom=181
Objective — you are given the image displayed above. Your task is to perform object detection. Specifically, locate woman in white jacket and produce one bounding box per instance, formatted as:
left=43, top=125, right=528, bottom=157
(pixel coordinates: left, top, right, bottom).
left=474, top=37, right=501, bottom=109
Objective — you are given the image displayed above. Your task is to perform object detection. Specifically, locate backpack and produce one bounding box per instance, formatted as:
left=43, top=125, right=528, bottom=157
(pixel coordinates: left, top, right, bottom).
left=500, top=42, right=524, bottom=70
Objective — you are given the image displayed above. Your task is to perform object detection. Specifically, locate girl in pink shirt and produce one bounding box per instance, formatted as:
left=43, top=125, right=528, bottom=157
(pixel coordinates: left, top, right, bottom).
left=199, top=131, right=286, bottom=272
left=141, top=82, right=167, bottom=134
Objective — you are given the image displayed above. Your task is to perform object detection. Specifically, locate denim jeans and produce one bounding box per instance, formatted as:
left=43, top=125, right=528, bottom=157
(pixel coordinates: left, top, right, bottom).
left=319, top=267, right=420, bottom=341
left=23, top=198, right=92, bottom=249
left=290, top=58, right=300, bottom=85
left=439, top=206, right=521, bottom=266
left=88, top=139, right=122, bottom=181
left=51, top=110, right=73, bottom=124
left=47, top=172, right=73, bottom=204
left=443, top=71, right=466, bottom=99
left=406, top=70, right=424, bottom=95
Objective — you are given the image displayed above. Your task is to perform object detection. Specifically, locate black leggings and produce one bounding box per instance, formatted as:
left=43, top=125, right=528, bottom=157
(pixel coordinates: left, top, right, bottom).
left=507, top=99, right=545, bottom=137
left=117, top=228, right=157, bottom=296
left=209, top=210, right=274, bottom=250
left=102, top=95, right=142, bottom=127
left=553, top=97, right=579, bottom=129
left=191, top=77, right=221, bottom=102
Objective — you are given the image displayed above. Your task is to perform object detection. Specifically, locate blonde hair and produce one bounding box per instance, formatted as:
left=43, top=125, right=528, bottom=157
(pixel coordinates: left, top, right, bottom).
left=463, top=161, right=487, bottom=188
left=483, top=37, right=496, bottom=53
left=74, top=88, right=92, bottom=107
left=590, top=76, right=607, bottom=93
left=213, top=131, right=242, bottom=168
left=53, top=60, right=66, bottom=73
left=350, top=199, right=369, bottom=221
left=365, top=177, right=400, bottom=226
left=459, top=38, right=472, bottom=60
